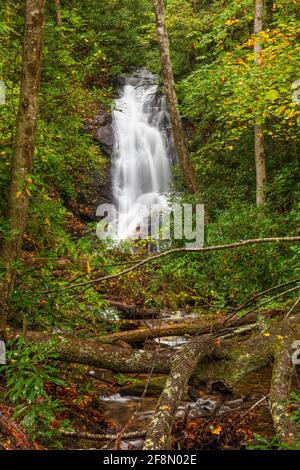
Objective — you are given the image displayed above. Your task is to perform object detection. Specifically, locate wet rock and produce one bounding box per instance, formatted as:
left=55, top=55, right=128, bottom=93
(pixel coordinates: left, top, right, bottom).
left=84, top=105, right=112, bottom=132
left=94, top=125, right=114, bottom=155
left=195, top=398, right=216, bottom=413
left=85, top=104, right=114, bottom=156
left=89, top=368, right=116, bottom=384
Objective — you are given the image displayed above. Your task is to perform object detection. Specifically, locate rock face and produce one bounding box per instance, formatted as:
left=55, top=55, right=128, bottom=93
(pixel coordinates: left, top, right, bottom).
left=94, top=125, right=114, bottom=155
left=80, top=105, right=114, bottom=220
left=85, top=104, right=114, bottom=156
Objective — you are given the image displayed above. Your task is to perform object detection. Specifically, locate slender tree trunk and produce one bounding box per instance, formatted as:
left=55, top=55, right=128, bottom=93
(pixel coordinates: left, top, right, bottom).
left=153, top=0, right=200, bottom=193
left=254, top=0, right=266, bottom=206
left=53, top=0, right=62, bottom=27
left=0, top=0, right=45, bottom=338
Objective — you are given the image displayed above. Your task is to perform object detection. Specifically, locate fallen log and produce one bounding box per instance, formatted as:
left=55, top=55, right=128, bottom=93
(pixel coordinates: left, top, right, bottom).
left=120, top=376, right=167, bottom=397
left=143, top=337, right=214, bottom=450
left=144, top=314, right=300, bottom=449
left=102, top=318, right=218, bottom=344
left=104, top=300, right=163, bottom=319
left=22, top=331, right=174, bottom=374
left=0, top=407, right=43, bottom=450
left=61, top=429, right=145, bottom=442
left=10, top=313, right=300, bottom=391
left=101, top=310, right=280, bottom=345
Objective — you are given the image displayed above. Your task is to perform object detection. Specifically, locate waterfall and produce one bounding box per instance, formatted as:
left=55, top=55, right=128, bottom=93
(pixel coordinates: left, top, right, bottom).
left=111, top=69, right=173, bottom=241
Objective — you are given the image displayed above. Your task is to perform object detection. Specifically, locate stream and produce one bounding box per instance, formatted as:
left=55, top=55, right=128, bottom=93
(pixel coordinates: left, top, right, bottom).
left=94, top=366, right=275, bottom=449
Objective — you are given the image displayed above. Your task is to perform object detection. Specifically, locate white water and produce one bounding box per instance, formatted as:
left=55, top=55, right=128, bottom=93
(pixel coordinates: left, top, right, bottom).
left=112, top=69, right=173, bottom=240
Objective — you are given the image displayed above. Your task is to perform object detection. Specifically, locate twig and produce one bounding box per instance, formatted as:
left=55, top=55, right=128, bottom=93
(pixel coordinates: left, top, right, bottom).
left=235, top=277, right=300, bottom=312
left=216, top=323, right=258, bottom=340
left=232, top=285, right=300, bottom=326
left=246, top=394, right=268, bottom=414
left=284, top=296, right=300, bottom=319
left=41, top=236, right=300, bottom=294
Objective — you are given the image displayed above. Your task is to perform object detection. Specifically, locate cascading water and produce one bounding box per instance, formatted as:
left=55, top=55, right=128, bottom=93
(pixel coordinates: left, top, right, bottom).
left=111, top=69, right=174, bottom=241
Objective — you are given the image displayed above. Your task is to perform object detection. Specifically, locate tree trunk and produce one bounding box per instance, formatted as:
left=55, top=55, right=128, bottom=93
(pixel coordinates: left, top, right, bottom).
left=143, top=337, right=213, bottom=449
left=0, top=0, right=45, bottom=338
left=153, top=0, right=199, bottom=193
left=269, top=345, right=299, bottom=446
left=53, top=0, right=62, bottom=27
left=254, top=0, right=266, bottom=206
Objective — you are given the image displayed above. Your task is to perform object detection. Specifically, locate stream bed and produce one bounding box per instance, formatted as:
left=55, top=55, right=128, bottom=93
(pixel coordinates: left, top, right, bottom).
left=93, top=366, right=275, bottom=449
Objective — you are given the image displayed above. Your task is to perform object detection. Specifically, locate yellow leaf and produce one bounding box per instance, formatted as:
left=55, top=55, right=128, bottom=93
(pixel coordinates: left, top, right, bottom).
left=225, top=18, right=238, bottom=26
left=16, top=191, right=22, bottom=198
left=161, top=405, right=171, bottom=411
left=211, top=425, right=222, bottom=435
left=276, top=335, right=284, bottom=340
left=263, top=332, right=270, bottom=337
left=86, top=258, right=91, bottom=274
left=44, top=217, right=50, bottom=225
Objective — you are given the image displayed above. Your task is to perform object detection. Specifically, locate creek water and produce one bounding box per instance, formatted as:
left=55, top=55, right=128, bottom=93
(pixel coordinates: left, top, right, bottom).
left=111, top=69, right=174, bottom=241
left=96, top=367, right=275, bottom=449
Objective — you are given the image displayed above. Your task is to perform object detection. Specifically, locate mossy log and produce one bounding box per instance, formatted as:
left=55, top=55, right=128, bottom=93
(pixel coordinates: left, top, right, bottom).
left=144, top=314, right=300, bottom=449
left=120, top=376, right=168, bottom=396
left=100, top=310, right=277, bottom=345
left=269, top=344, right=299, bottom=446
left=21, top=331, right=173, bottom=373
left=143, top=337, right=213, bottom=450
left=17, top=312, right=299, bottom=383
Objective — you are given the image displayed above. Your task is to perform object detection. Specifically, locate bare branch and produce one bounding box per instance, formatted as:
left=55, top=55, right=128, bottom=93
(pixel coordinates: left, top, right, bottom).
left=41, top=236, right=300, bottom=294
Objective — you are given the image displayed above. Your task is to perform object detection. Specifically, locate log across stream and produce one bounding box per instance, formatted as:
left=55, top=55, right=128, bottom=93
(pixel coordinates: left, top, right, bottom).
left=21, top=304, right=300, bottom=449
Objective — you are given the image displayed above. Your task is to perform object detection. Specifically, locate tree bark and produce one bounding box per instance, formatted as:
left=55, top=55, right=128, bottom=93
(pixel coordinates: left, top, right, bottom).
left=254, top=0, right=266, bottom=206
left=23, top=331, right=174, bottom=373
left=269, top=345, right=299, bottom=446
left=153, top=0, right=199, bottom=193
left=0, top=0, right=45, bottom=338
left=53, top=0, right=62, bottom=27
left=143, top=337, right=213, bottom=449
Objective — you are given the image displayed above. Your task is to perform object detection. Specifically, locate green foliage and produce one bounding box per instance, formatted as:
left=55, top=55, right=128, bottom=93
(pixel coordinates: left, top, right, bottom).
left=171, top=0, right=300, bottom=212
left=289, top=392, right=300, bottom=426
left=1, top=0, right=300, bottom=448
left=0, top=337, right=71, bottom=443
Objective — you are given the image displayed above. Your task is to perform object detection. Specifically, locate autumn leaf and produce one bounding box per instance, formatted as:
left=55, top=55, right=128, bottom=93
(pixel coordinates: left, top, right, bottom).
left=86, top=258, right=91, bottom=273
left=211, top=425, right=222, bottom=435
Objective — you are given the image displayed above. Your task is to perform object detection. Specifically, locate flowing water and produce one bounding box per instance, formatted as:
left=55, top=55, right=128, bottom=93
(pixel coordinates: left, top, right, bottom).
left=111, top=69, right=174, bottom=241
